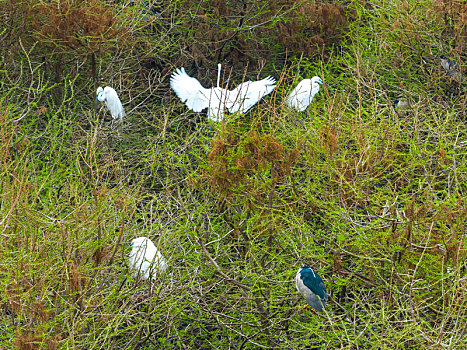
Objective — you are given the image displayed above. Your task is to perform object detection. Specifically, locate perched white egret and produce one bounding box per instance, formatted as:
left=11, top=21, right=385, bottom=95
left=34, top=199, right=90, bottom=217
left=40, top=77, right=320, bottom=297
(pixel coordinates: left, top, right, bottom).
left=96, top=86, right=125, bottom=121
left=286, top=77, right=323, bottom=112
left=128, top=236, right=168, bottom=280
left=170, top=64, right=276, bottom=122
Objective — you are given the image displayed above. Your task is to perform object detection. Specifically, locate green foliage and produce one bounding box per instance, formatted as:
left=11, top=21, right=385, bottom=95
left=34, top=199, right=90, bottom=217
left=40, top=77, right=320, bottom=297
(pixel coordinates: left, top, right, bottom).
left=1, top=0, right=467, bottom=348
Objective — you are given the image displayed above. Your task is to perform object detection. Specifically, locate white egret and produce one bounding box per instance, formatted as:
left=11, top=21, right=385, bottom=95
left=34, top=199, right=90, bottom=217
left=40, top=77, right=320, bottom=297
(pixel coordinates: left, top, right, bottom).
left=286, top=76, right=323, bottom=111
left=96, top=86, right=125, bottom=122
left=128, top=236, right=168, bottom=280
left=170, top=64, right=229, bottom=122
left=170, top=64, right=276, bottom=122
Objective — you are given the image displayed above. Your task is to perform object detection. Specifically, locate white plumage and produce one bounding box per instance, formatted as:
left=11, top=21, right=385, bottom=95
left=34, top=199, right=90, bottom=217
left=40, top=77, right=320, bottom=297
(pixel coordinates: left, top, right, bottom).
left=226, top=76, right=276, bottom=113
left=96, top=86, right=125, bottom=120
left=128, top=236, right=168, bottom=280
left=286, top=76, right=323, bottom=112
left=170, top=64, right=276, bottom=122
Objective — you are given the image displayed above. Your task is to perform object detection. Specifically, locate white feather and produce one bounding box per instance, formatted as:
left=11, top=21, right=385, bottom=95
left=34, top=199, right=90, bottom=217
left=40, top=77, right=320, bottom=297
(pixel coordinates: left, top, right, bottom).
left=170, top=68, right=211, bottom=113
left=286, top=76, right=323, bottom=112
left=128, top=236, right=168, bottom=280
left=170, top=64, right=276, bottom=122
left=226, top=76, right=276, bottom=113
left=96, top=86, right=125, bottom=120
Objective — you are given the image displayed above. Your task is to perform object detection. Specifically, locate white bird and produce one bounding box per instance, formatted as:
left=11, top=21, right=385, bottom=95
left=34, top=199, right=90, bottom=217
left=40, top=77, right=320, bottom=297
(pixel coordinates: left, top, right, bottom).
left=170, top=64, right=229, bottom=122
left=128, top=236, right=168, bottom=280
left=96, top=86, right=125, bottom=121
left=286, top=76, right=323, bottom=112
left=170, top=64, right=276, bottom=122
left=226, top=76, right=276, bottom=114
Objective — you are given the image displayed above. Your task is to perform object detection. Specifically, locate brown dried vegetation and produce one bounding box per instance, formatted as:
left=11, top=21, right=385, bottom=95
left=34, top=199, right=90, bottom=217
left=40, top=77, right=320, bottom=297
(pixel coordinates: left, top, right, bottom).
left=28, top=0, right=127, bottom=54
left=207, top=130, right=297, bottom=200
left=15, top=332, right=59, bottom=350
left=275, top=2, right=351, bottom=56
left=177, top=0, right=354, bottom=71
left=434, top=0, right=467, bottom=53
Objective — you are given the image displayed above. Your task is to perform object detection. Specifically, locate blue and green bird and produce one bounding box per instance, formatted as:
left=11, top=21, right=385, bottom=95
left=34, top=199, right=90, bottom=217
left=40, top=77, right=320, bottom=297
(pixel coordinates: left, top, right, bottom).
left=295, top=266, right=328, bottom=312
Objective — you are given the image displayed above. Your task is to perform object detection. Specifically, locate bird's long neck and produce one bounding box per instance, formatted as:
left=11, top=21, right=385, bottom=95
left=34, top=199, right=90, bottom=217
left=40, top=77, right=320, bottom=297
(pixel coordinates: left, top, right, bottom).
left=217, top=63, right=221, bottom=88
left=313, top=81, right=321, bottom=95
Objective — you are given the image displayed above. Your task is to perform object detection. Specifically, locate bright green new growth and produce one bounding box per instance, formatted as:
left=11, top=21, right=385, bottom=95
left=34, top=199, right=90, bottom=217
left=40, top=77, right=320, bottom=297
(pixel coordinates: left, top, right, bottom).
left=1, top=0, right=466, bottom=348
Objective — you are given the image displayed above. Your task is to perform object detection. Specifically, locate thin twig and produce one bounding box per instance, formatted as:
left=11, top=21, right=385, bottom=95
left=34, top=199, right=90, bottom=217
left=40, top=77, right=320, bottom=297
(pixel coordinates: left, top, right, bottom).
left=198, top=237, right=250, bottom=291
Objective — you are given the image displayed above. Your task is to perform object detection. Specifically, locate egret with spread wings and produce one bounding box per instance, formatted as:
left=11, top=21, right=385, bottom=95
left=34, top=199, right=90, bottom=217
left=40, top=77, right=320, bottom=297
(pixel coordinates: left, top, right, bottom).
left=170, top=64, right=276, bottom=122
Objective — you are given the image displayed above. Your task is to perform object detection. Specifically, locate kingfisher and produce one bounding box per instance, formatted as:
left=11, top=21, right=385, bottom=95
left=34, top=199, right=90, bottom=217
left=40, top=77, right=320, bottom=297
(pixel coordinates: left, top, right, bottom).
left=295, top=266, right=328, bottom=312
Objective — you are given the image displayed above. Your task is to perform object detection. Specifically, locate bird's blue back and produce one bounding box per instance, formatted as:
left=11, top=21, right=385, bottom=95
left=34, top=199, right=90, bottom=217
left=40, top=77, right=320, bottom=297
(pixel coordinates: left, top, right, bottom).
left=300, top=267, right=327, bottom=302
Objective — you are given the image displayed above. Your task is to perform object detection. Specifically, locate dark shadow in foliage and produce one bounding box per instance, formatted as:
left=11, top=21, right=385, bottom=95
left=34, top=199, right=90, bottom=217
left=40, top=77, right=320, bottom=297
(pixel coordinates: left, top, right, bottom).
left=174, top=0, right=356, bottom=76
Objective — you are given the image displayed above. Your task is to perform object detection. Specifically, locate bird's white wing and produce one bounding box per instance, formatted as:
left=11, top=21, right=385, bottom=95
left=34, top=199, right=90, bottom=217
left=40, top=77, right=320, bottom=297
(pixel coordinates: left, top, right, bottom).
left=129, top=237, right=167, bottom=280
left=227, top=76, right=276, bottom=113
left=155, top=251, right=169, bottom=272
left=104, top=87, right=125, bottom=119
left=286, top=79, right=312, bottom=112
left=170, top=68, right=211, bottom=112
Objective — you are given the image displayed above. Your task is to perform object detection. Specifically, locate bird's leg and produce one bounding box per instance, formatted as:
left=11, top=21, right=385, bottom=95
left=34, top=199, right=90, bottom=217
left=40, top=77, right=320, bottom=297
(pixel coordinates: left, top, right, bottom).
left=299, top=109, right=308, bottom=129
left=110, top=117, right=123, bottom=135
left=296, top=303, right=318, bottom=315
left=296, top=303, right=306, bottom=311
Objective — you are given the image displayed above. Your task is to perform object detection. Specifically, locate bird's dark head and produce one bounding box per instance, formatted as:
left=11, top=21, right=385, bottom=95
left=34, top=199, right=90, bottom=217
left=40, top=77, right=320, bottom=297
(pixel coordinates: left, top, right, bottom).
left=439, top=56, right=452, bottom=71
left=394, top=99, right=400, bottom=107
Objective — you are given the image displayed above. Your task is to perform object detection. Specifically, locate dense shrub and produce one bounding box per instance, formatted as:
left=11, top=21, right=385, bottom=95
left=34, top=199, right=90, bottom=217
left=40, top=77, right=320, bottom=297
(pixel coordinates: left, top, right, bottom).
left=1, top=0, right=466, bottom=348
